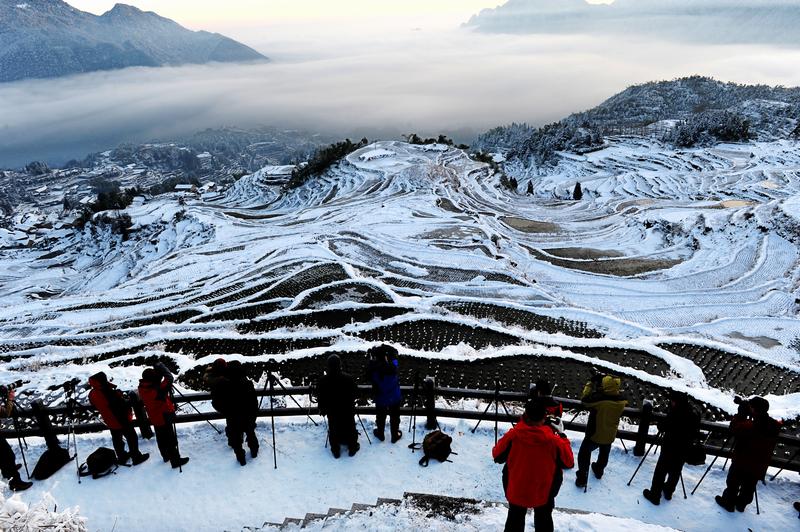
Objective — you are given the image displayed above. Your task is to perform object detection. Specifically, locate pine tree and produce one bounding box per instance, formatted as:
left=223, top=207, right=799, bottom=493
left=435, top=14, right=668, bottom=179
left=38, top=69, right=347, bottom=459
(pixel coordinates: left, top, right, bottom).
left=573, top=182, right=583, bottom=201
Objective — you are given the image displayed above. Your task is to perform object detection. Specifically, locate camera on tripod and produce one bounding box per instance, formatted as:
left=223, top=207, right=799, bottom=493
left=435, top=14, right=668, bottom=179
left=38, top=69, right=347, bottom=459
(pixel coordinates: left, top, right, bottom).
left=47, top=377, right=82, bottom=394
left=733, top=396, right=748, bottom=406
left=0, top=379, right=24, bottom=397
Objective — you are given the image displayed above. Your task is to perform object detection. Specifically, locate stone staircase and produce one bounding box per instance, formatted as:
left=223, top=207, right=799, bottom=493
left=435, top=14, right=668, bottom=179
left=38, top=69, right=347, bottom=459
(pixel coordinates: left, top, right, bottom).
left=249, top=492, right=494, bottom=530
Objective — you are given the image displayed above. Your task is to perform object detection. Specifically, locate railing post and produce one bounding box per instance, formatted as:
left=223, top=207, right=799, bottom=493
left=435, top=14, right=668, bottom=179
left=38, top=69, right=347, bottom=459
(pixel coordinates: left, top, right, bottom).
left=424, top=376, right=437, bottom=430
left=634, top=400, right=653, bottom=456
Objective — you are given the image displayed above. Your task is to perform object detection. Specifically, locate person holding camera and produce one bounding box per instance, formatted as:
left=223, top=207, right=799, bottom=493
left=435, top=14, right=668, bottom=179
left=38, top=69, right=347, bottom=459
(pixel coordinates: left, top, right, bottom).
left=138, top=362, right=189, bottom=469
left=575, top=373, right=627, bottom=488
left=366, top=344, right=403, bottom=443
left=642, top=390, right=699, bottom=505
left=213, top=360, right=260, bottom=466
left=317, top=354, right=360, bottom=458
left=88, top=371, right=149, bottom=466
left=492, top=398, right=574, bottom=532
left=0, top=385, right=32, bottom=491
left=715, top=396, right=781, bottom=513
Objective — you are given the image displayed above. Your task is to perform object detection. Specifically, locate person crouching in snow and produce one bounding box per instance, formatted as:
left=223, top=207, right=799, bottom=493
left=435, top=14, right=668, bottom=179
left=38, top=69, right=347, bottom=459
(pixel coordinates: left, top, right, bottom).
left=366, top=344, right=403, bottom=443
left=317, top=354, right=360, bottom=458
left=88, top=371, right=149, bottom=466
left=492, top=398, right=574, bottom=532
left=138, top=362, right=189, bottom=469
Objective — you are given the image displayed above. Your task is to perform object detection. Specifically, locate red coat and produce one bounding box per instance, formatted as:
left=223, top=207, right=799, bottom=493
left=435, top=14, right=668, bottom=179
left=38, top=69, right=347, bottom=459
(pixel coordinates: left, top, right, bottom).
left=138, top=378, right=175, bottom=427
left=88, top=377, right=132, bottom=430
left=492, top=420, right=574, bottom=508
left=731, top=414, right=781, bottom=479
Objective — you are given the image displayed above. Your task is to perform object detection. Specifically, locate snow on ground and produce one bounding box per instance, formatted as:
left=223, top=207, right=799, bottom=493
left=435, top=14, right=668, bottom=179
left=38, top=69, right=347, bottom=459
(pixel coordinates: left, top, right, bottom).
left=7, top=417, right=799, bottom=532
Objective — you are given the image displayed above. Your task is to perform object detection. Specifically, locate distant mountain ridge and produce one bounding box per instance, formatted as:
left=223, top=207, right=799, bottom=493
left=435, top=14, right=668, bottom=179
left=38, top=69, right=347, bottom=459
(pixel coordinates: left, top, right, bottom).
left=477, top=76, right=800, bottom=164
left=465, top=0, right=800, bottom=46
left=0, top=0, right=267, bottom=82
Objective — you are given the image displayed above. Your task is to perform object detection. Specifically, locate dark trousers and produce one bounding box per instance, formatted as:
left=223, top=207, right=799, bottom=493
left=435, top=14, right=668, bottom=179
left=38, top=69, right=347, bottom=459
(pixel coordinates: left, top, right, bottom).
left=649, top=449, right=685, bottom=497
left=154, top=415, right=181, bottom=466
left=375, top=403, right=400, bottom=436
left=226, top=418, right=258, bottom=455
left=503, top=503, right=554, bottom=532
left=110, top=425, right=141, bottom=461
left=721, top=462, right=758, bottom=509
left=0, top=437, right=18, bottom=480
left=328, top=414, right=358, bottom=451
left=577, top=438, right=611, bottom=476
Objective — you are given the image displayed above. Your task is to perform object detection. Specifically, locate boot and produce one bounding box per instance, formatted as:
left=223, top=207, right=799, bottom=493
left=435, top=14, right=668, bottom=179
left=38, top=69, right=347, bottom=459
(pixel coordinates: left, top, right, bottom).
left=642, top=489, right=660, bottom=506
left=575, top=471, right=588, bottom=488
left=235, top=448, right=247, bottom=466
left=131, top=453, right=150, bottom=466
left=735, top=503, right=747, bottom=513
left=250, top=443, right=259, bottom=459
left=117, top=451, right=130, bottom=465
left=373, top=428, right=385, bottom=442
left=590, top=462, right=604, bottom=479
left=9, top=477, right=32, bottom=492
left=715, top=495, right=734, bottom=512
left=663, top=490, right=673, bottom=501
left=391, top=430, right=403, bottom=444
left=171, top=457, right=190, bottom=469
left=349, top=442, right=360, bottom=457
left=331, top=445, right=341, bottom=459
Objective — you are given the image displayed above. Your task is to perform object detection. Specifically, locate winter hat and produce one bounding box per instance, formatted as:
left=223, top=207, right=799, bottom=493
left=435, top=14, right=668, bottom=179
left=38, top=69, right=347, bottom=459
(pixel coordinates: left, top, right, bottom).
left=749, top=396, right=770, bottom=414
left=212, top=358, right=227, bottom=370
left=141, top=368, right=159, bottom=383
left=327, top=354, right=342, bottom=374
left=89, top=371, right=108, bottom=387
left=535, top=379, right=552, bottom=396
left=601, top=376, right=621, bottom=395
left=227, top=360, right=244, bottom=378
left=524, top=398, right=547, bottom=422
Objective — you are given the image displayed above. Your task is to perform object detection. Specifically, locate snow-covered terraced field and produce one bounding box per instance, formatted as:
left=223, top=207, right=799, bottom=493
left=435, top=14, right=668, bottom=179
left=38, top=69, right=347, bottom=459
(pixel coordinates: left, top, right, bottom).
left=1, top=139, right=799, bottom=424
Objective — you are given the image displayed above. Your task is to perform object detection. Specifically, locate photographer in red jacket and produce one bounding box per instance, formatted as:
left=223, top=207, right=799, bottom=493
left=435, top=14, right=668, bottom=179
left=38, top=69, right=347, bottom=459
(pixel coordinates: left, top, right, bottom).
left=715, top=395, right=781, bottom=513
left=88, top=372, right=149, bottom=466
left=492, top=398, right=574, bottom=532
left=138, top=362, right=189, bottom=469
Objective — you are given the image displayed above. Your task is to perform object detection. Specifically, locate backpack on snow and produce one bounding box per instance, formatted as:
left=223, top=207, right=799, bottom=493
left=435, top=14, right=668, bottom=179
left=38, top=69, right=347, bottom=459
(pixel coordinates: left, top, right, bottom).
left=685, top=440, right=707, bottom=466
left=32, top=446, right=72, bottom=480
left=79, top=447, right=119, bottom=479
left=418, top=430, right=455, bottom=467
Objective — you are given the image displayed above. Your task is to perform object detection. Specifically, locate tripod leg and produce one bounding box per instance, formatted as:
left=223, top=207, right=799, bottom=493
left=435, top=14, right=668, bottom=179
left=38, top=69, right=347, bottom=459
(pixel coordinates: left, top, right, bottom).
left=627, top=437, right=660, bottom=486
left=691, top=435, right=731, bottom=496
left=619, top=437, right=629, bottom=454
left=357, top=414, right=372, bottom=445
left=269, top=379, right=277, bottom=469
left=274, top=378, right=318, bottom=426
left=680, top=473, right=687, bottom=499
left=755, top=483, right=760, bottom=515
left=470, top=400, right=494, bottom=433
left=11, top=416, right=30, bottom=479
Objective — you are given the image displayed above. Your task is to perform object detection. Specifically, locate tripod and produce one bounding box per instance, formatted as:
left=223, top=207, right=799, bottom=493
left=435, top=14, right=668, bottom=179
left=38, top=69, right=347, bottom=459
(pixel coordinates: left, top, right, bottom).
left=408, top=372, right=423, bottom=452
left=63, top=391, right=82, bottom=484
left=627, top=432, right=663, bottom=486
left=260, top=369, right=318, bottom=426
left=172, top=387, right=222, bottom=435
left=471, top=379, right=514, bottom=445
left=9, top=401, right=30, bottom=479
left=691, top=435, right=733, bottom=495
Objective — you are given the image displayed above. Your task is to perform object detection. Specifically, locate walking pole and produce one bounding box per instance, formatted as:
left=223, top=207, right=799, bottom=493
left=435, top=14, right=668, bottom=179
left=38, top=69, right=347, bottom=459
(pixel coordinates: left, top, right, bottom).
left=770, top=448, right=799, bottom=481
left=680, top=473, right=687, bottom=499
left=691, top=435, right=733, bottom=495
left=627, top=433, right=662, bottom=486
left=754, top=484, right=760, bottom=515
left=619, top=437, right=629, bottom=454
left=172, top=388, right=222, bottom=435
left=356, top=413, right=372, bottom=445
left=268, top=374, right=277, bottom=469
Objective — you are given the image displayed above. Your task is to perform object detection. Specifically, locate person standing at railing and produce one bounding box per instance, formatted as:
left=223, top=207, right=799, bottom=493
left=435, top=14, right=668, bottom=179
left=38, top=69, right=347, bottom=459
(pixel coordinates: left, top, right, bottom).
left=0, top=385, right=32, bottom=491
left=139, top=362, right=189, bottom=469
left=492, top=398, right=574, bottom=532
left=642, top=390, right=699, bottom=505
left=213, top=360, right=260, bottom=466
left=715, top=396, right=781, bottom=513
left=88, top=372, right=149, bottom=467
left=366, top=344, right=403, bottom=443
left=575, top=373, right=627, bottom=488
left=317, top=354, right=360, bottom=458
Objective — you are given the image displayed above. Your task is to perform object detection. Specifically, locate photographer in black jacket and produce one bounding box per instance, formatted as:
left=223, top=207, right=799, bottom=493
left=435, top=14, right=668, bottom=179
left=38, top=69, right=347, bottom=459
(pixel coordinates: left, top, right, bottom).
left=642, top=390, right=699, bottom=505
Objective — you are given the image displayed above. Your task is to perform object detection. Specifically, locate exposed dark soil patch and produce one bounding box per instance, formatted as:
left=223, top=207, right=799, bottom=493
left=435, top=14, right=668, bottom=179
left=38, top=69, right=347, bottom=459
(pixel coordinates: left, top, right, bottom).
left=501, top=216, right=560, bottom=233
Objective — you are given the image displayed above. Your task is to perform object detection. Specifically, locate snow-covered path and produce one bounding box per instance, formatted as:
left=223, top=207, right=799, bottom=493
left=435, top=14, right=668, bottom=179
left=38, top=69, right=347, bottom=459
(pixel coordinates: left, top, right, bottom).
left=8, top=417, right=799, bottom=531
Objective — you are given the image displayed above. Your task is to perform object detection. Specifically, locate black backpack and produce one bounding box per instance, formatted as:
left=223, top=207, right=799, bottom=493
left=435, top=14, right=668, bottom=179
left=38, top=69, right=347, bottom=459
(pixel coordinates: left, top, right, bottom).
left=79, top=447, right=119, bottom=479
left=418, top=430, right=455, bottom=467
left=32, top=447, right=72, bottom=480
left=686, top=441, right=707, bottom=466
